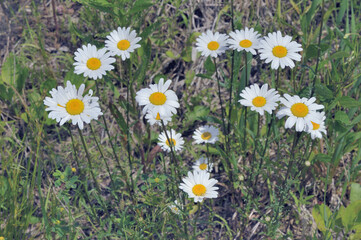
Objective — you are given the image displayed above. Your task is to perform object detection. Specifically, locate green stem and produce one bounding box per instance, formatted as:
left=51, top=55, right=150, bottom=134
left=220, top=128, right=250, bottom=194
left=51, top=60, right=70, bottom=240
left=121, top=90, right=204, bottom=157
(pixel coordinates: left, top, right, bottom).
left=68, top=126, right=99, bottom=223
left=77, top=126, right=101, bottom=193
left=95, top=75, right=135, bottom=204
left=160, top=120, right=182, bottom=184
left=126, top=59, right=135, bottom=191
left=193, top=202, right=203, bottom=238
left=213, top=58, right=227, bottom=137
left=213, top=58, right=234, bottom=185
left=310, top=0, right=325, bottom=97
left=89, top=123, right=116, bottom=195
left=242, top=52, right=249, bottom=152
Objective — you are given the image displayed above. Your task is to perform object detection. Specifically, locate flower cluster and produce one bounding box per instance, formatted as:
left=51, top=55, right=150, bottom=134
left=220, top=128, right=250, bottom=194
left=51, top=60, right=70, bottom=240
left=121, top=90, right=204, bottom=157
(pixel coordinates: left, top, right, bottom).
left=44, top=26, right=142, bottom=129
left=197, top=28, right=327, bottom=139
left=134, top=77, right=220, bottom=204
left=196, top=28, right=303, bottom=69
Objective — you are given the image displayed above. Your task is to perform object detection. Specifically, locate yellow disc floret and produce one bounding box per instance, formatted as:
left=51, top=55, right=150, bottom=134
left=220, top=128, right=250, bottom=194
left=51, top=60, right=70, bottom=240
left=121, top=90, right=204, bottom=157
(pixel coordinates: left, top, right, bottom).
left=201, top=132, right=212, bottom=140
left=86, top=57, right=101, bottom=70
left=192, top=184, right=207, bottom=196
left=117, top=39, right=131, bottom=50
left=66, top=99, right=85, bottom=115
left=311, top=121, right=320, bottom=130
left=252, top=96, right=267, bottom=107
left=207, top=41, right=220, bottom=51
left=291, top=103, right=309, bottom=118
left=239, top=39, right=252, bottom=48
left=272, top=45, right=288, bottom=58
left=166, top=138, right=176, bottom=147
left=149, top=92, right=167, bottom=105
left=199, top=163, right=207, bottom=170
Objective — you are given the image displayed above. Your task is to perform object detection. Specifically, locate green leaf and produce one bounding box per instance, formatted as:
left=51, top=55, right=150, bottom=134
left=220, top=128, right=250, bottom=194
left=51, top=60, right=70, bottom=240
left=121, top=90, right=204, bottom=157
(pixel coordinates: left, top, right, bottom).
left=338, top=96, right=361, bottom=108
left=342, top=200, right=361, bottom=231
left=350, top=224, right=361, bottom=240
left=351, top=183, right=361, bottom=203
left=314, top=84, right=334, bottom=101
left=312, top=204, right=332, bottom=233
left=186, top=106, right=210, bottom=123
left=305, top=44, right=319, bottom=60
left=109, top=102, right=127, bottom=134
left=129, top=0, right=153, bottom=14
left=329, top=51, right=349, bottom=60
left=335, top=111, right=350, bottom=125
left=1, top=53, right=16, bottom=85
left=204, top=56, right=215, bottom=74
left=313, top=153, right=331, bottom=163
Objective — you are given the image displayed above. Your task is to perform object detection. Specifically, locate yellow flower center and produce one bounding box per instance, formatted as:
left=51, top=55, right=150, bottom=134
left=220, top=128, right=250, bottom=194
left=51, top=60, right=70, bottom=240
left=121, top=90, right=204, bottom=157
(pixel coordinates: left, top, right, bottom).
left=86, top=57, right=101, bottom=70
left=172, top=207, right=178, bottom=212
left=199, top=163, right=207, bottom=170
left=201, top=132, right=212, bottom=140
left=239, top=39, right=252, bottom=48
left=192, top=184, right=207, bottom=196
left=252, top=96, right=267, bottom=107
left=272, top=45, right=288, bottom=58
left=291, top=103, right=309, bottom=118
left=311, top=121, right=320, bottom=130
left=155, top=112, right=161, bottom=120
left=117, top=39, right=131, bottom=50
left=65, top=99, right=85, bottom=115
left=149, top=92, right=167, bottom=105
left=207, top=41, right=220, bottom=51
left=154, top=177, right=160, bottom=183
left=71, top=168, right=77, bottom=172
left=166, top=138, right=176, bottom=147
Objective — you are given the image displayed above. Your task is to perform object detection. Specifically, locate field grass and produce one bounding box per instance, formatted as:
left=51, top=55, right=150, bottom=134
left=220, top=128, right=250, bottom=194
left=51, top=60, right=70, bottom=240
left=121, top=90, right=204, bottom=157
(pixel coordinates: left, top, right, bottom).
left=1, top=0, right=361, bottom=239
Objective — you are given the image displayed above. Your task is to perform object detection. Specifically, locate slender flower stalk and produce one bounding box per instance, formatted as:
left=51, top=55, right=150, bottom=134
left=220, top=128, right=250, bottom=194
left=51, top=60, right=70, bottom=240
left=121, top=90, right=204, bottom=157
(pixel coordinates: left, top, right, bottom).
left=68, top=126, right=99, bottom=223
left=311, top=0, right=325, bottom=97
left=89, top=123, right=116, bottom=193
left=95, top=81, right=135, bottom=203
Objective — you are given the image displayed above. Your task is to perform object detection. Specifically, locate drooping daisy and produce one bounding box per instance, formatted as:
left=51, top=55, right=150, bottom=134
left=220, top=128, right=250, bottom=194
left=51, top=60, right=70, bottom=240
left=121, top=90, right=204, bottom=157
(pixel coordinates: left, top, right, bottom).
left=179, top=170, right=218, bottom=203
left=105, top=27, right=141, bottom=60
left=158, top=129, right=184, bottom=152
left=135, top=78, right=179, bottom=117
left=239, top=83, right=280, bottom=115
left=276, top=94, right=324, bottom=132
left=193, top=125, right=219, bottom=144
left=227, top=27, right=261, bottom=54
left=73, top=44, right=116, bottom=80
left=43, top=81, right=103, bottom=129
left=168, top=200, right=182, bottom=215
left=145, top=109, right=173, bottom=126
left=258, top=31, right=303, bottom=69
left=195, top=30, right=229, bottom=58
left=192, top=157, right=213, bottom=172
left=307, top=111, right=327, bottom=139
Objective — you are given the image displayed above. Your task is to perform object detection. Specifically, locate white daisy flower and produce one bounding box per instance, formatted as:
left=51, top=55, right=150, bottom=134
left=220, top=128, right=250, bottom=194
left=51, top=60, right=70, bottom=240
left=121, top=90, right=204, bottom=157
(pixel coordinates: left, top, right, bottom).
left=193, top=125, right=219, bottom=144
left=105, top=27, right=141, bottom=60
left=168, top=200, right=182, bottom=215
left=239, top=83, right=280, bottom=115
left=258, top=31, right=303, bottom=69
left=44, top=81, right=103, bottom=130
left=158, top=129, right=184, bottom=152
left=276, top=94, right=324, bottom=132
left=144, top=110, right=173, bottom=126
left=179, top=170, right=218, bottom=203
left=192, top=157, right=213, bottom=172
left=195, top=30, right=229, bottom=58
left=227, top=27, right=261, bottom=54
left=307, top=111, right=327, bottom=139
left=73, top=44, right=116, bottom=80
left=135, top=78, right=179, bottom=117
